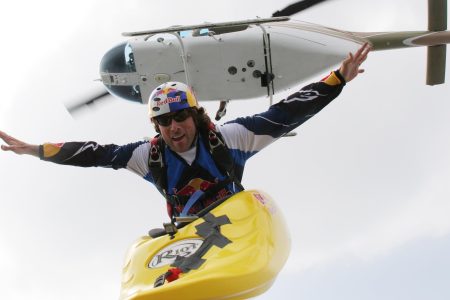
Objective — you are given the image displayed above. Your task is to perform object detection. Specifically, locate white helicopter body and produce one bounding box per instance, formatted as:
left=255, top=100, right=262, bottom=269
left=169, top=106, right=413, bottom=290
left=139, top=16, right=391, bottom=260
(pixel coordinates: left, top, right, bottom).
left=101, top=18, right=363, bottom=104
left=69, top=0, right=449, bottom=114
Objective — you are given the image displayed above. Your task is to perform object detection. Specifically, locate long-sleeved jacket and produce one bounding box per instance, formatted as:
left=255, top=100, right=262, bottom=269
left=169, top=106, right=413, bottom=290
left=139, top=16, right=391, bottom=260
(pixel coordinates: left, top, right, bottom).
left=39, top=71, right=346, bottom=216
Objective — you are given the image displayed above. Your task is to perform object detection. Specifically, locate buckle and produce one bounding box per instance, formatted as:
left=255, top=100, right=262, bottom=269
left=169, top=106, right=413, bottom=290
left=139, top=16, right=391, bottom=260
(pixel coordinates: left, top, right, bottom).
left=208, top=130, right=224, bottom=150
left=163, top=222, right=178, bottom=239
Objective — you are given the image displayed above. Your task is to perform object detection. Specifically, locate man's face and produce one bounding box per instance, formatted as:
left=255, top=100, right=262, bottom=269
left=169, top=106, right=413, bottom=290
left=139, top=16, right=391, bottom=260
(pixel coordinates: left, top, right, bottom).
left=156, top=109, right=197, bottom=153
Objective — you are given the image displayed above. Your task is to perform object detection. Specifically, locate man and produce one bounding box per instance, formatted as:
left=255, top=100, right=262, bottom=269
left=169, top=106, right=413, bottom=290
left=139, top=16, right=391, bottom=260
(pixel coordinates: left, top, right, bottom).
left=0, top=43, right=370, bottom=219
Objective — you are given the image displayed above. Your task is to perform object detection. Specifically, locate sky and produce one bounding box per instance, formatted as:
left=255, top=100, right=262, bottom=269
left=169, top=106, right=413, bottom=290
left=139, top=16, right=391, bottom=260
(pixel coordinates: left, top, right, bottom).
left=1, top=0, right=450, bottom=299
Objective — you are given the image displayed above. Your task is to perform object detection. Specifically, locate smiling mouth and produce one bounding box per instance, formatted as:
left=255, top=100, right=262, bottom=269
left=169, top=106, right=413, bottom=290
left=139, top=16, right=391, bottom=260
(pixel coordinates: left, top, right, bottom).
left=172, top=134, right=185, bottom=142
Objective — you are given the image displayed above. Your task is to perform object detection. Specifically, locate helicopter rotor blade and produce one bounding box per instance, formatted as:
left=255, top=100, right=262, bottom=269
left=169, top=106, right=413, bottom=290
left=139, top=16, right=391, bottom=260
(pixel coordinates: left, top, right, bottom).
left=272, top=0, right=331, bottom=17
left=65, top=90, right=110, bottom=115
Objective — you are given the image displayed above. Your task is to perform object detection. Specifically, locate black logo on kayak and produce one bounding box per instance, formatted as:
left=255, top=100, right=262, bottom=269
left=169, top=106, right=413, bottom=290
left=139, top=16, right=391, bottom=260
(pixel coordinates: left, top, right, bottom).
left=149, top=239, right=204, bottom=268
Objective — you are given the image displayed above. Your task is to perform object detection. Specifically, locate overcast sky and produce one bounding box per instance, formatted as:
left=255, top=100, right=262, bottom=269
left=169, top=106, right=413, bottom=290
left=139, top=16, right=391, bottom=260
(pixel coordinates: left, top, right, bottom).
left=1, top=0, right=450, bottom=299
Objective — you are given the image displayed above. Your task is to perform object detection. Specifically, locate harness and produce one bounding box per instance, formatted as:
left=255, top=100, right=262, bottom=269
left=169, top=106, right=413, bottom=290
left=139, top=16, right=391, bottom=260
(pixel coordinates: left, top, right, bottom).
left=148, top=122, right=244, bottom=218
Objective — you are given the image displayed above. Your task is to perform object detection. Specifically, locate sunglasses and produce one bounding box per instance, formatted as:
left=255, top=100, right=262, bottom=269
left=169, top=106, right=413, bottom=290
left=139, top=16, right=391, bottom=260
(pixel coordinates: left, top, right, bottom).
left=154, top=109, right=192, bottom=127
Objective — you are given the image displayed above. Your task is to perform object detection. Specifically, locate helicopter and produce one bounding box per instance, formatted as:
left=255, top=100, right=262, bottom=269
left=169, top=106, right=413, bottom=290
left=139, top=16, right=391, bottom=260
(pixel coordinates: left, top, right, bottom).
left=67, top=0, right=450, bottom=120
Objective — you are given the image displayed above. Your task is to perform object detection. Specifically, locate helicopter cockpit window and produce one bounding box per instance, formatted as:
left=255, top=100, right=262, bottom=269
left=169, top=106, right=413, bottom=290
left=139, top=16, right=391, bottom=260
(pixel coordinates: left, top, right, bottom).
left=179, top=29, right=210, bottom=38
left=100, top=42, right=141, bottom=103
left=189, top=25, right=250, bottom=37
left=179, top=30, right=192, bottom=38
left=100, top=42, right=136, bottom=73
left=179, top=26, right=247, bottom=38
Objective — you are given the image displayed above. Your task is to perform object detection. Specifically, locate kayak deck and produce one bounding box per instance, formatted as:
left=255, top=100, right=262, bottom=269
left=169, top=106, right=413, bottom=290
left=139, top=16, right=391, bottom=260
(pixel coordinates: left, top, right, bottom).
left=120, top=190, right=291, bottom=300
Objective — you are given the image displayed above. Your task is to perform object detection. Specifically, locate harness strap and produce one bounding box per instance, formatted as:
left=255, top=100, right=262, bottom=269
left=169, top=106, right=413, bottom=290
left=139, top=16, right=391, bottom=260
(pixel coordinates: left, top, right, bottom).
left=148, top=136, right=173, bottom=217
left=148, top=136, right=165, bottom=191
left=206, top=124, right=244, bottom=191
left=180, top=190, right=204, bottom=217
left=148, top=122, right=244, bottom=218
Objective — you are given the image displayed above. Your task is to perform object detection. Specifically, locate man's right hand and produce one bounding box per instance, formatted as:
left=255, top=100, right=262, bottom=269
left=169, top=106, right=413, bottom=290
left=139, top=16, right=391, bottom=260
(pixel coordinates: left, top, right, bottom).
left=0, top=131, right=39, bottom=157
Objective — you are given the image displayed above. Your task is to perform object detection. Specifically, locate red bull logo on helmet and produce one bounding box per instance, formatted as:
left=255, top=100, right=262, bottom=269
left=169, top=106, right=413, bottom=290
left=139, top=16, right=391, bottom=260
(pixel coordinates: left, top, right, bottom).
left=155, top=95, right=183, bottom=107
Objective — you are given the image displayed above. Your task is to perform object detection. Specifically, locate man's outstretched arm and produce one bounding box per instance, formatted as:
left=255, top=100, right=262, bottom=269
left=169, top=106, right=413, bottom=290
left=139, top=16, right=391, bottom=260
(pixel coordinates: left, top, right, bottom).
left=218, top=43, right=371, bottom=161
left=0, top=131, right=39, bottom=157
left=1, top=130, right=147, bottom=170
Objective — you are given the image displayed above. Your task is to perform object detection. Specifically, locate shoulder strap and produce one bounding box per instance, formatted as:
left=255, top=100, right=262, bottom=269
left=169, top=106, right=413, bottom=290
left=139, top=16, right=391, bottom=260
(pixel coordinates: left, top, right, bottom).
left=148, top=135, right=167, bottom=195
left=149, top=136, right=177, bottom=218
left=203, top=123, right=244, bottom=191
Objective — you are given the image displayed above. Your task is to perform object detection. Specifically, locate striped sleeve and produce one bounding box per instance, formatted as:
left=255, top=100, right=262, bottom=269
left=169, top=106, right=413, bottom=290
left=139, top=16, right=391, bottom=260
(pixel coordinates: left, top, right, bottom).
left=39, top=140, right=150, bottom=173
left=218, top=71, right=345, bottom=162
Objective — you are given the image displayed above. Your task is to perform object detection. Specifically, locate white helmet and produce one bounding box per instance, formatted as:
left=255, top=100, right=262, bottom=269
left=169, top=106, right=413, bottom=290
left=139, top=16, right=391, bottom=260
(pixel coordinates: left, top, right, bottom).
left=148, top=82, right=198, bottom=118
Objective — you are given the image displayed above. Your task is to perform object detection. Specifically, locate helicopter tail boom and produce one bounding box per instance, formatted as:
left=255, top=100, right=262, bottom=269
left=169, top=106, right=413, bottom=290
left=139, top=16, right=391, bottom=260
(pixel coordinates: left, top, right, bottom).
left=355, top=0, right=448, bottom=85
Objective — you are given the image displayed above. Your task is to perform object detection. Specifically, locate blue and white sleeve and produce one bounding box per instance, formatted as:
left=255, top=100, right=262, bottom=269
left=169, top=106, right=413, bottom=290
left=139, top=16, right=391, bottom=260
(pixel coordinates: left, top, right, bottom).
left=218, top=70, right=346, bottom=162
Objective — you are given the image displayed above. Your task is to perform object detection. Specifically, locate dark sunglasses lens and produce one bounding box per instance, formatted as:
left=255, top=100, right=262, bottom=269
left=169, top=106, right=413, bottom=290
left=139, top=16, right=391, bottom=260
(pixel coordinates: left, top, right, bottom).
left=156, top=115, right=172, bottom=126
left=156, top=109, right=191, bottom=126
left=173, top=110, right=190, bottom=122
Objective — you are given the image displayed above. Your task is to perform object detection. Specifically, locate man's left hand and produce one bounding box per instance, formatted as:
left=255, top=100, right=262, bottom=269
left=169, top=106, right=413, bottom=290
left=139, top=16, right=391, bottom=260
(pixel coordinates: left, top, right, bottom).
left=339, top=42, right=371, bottom=83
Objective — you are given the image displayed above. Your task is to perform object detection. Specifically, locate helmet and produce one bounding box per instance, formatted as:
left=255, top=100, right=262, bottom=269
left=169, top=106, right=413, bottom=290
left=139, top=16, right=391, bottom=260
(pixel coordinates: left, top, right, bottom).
left=148, top=82, right=198, bottom=118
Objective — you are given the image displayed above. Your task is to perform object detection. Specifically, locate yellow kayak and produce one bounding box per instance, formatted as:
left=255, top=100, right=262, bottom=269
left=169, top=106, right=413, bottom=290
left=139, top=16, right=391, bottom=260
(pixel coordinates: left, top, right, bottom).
left=120, top=190, right=291, bottom=300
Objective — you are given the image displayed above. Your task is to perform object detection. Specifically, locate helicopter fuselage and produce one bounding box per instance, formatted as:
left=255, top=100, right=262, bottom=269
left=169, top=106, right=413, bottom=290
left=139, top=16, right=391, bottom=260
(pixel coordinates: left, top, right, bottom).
left=99, top=19, right=363, bottom=104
